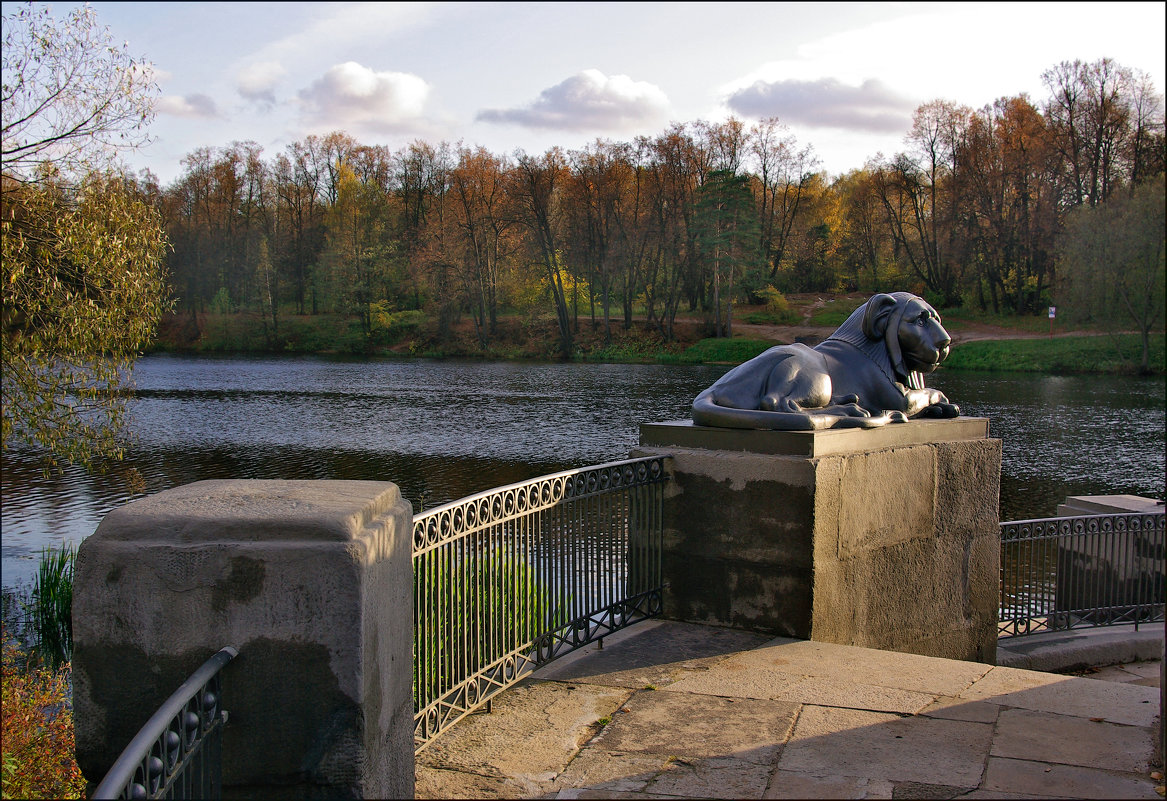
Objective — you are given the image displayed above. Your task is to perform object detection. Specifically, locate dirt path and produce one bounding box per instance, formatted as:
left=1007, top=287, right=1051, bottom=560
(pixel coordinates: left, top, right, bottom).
left=730, top=319, right=1107, bottom=346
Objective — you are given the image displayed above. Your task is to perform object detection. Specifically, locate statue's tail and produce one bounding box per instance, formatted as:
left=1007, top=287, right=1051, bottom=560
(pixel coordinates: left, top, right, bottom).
left=691, top=390, right=891, bottom=431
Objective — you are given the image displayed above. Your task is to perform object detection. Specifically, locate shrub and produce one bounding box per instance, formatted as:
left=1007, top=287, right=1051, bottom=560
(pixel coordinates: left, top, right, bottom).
left=759, top=286, right=800, bottom=324
left=1, top=630, right=86, bottom=800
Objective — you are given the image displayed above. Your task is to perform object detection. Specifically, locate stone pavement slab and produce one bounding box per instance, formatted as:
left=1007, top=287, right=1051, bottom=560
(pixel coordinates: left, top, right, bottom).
left=959, top=664, right=1160, bottom=726
left=774, top=705, right=992, bottom=787
left=589, top=690, right=799, bottom=764
left=761, top=772, right=894, bottom=799
left=991, top=707, right=1156, bottom=772
left=414, top=621, right=1163, bottom=799
left=980, top=757, right=1162, bottom=799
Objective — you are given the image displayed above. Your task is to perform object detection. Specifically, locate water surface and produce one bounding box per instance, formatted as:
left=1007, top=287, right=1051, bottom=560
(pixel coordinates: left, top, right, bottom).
left=2, top=355, right=1162, bottom=590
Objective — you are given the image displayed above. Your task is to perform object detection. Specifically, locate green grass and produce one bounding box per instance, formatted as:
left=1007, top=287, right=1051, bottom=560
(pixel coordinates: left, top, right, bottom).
left=939, top=306, right=1059, bottom=334
left=807, top=297, right=866, bottom=327
left=1, top=546, right=76, bottom=671
left=154, top=310, right=424, bottom=355
left=29, top=545, right=74, bottom=670
left=943, top=333, right=1164, bottom=375
left=742, top=309, right=800, bottom=325
left=661, top=337, right=775, bottom=365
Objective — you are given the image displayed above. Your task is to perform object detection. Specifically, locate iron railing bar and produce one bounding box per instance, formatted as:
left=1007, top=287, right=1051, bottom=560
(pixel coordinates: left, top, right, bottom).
left=412, top=457, right=669, bottom=549
left=999, top=511, right=1164, bottom=639
left=92, top=646, right=238, bottom=800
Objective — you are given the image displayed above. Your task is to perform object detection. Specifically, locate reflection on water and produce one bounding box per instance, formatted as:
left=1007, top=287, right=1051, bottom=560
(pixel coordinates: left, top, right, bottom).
left=2, top=355, right=1163, bottom=590
left=930, top=372, right=1166, bottom=521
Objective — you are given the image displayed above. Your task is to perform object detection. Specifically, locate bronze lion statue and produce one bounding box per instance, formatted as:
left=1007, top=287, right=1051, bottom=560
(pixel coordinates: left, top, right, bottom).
left=692, top=292, right=960, bottom=430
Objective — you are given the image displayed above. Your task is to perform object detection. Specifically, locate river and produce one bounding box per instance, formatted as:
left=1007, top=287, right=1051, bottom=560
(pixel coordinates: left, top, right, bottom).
left=2, top=354, right=1163, bottom=590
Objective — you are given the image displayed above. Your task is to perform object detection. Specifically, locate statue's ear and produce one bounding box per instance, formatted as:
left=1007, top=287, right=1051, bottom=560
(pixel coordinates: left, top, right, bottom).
left=861, top=293, right=899, bottom=340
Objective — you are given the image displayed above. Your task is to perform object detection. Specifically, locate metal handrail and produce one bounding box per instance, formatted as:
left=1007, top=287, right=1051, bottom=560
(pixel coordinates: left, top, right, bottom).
left=999, top=511, right=1165, bottom=638
left=412, top=455, right=669, bottom=752
left=413, top=455, right=669, bottom=556
left=92, top=646, right=238, bottom=800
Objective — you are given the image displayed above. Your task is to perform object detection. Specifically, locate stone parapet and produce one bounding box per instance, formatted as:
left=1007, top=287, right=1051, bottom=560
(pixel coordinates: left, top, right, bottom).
left=634, top=418, right=1000, bottom=663
left=73, top=479, right=414, bottom=799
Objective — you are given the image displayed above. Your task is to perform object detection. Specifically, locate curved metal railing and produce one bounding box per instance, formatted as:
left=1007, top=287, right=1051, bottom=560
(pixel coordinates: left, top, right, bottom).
left=999, top=512, right=1165, bottom=637
left=412, top=456, right=669, bottom=752
left=92, top=646, right=238, bottom=800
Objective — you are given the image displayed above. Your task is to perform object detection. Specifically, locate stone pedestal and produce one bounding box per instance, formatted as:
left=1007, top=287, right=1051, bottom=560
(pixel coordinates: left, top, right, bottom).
left=73, top=480, right=415, bottom=799
left=633, top=418, right=1001, bottom=663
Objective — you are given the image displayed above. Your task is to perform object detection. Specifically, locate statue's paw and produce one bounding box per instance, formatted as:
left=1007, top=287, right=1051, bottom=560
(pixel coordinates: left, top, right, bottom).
left=888, top=410, right=909, bottom=424
left=919, top=402, right=960, bottom=418
left=823, top=402, right=870, bottom=417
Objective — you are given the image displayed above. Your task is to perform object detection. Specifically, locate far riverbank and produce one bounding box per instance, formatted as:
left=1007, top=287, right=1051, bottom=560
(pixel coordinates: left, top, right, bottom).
left=151, top=305, right=1164, bottom=376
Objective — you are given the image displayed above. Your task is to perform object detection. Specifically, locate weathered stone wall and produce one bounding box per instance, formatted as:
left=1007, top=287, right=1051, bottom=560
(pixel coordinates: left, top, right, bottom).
left=634, top=418, right=1001, bottom=663
left=72, top=480, right=414, bottom=799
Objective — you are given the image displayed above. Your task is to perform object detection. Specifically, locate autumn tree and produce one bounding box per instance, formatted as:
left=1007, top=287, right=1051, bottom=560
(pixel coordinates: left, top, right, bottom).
left=644, top=124, right=702, bottom=336
left=511, top=149, right=573, bottom=357
left=566, top=139, right=638, bottom=342
left=2, top=174, right=169, bottom=468
left=1057, top=175, right=1165, bottom=372
left=2, top=2, right=168, bottom=469
left=448, top=145, right=514, bottom=342
left=322, top=163, right=396, bottom=344
left=962, top=96, right=1057, bottom=312
left=1042, top=58, right=1137, bottom=207
left=834, top=168, right=895, bottom=292
left=748, top=118, right=817, bottom=282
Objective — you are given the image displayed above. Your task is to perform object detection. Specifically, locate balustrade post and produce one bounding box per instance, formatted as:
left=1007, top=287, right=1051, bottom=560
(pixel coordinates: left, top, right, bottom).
left=73, top=479, right=415, bottom=799
left=634, top=418, right=1001, bottom=663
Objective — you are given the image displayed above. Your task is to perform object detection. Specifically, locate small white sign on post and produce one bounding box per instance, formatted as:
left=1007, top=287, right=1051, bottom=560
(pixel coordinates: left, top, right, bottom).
left=1048, top=306, right=1056, bottom=319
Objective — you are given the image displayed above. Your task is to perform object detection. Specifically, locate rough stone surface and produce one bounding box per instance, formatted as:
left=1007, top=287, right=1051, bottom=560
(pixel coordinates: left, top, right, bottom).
left=416, top=679, right=630, bottom=796
left=646, top=756, right=774, bottom=799
left=553, top=750, right=671, bottom=794
left=634, top=420, right=1001, bottom=663
left=593, top=689, right=799, bottom=764
left=413, top=620, right=1162, bottom=800
left=73, top=479, right=414, bottom=799
left=996, top=624, right=1163, bottom=672
left=716, top=637, right=993, bottom=696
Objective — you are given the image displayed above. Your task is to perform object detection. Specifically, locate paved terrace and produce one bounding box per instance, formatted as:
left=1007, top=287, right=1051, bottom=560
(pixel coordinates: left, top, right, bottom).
left=416, top=621, right=1163, bottom=799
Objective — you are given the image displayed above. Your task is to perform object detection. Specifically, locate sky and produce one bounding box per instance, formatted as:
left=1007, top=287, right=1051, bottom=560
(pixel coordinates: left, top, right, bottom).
left=15, top=1, right=1167, bottom=184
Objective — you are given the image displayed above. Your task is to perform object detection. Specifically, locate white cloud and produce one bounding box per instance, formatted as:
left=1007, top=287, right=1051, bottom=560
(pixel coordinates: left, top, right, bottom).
left=237, top=61, right=288, bottom=105
left=726, top=77, right=914, bottom=133
left=297, top=62, right=430, bottom=132
left=156, top=93, right=220, bottom=118
left=242, top=3, right=440, bottom=66
left=477, top=69, right=670, bottom=131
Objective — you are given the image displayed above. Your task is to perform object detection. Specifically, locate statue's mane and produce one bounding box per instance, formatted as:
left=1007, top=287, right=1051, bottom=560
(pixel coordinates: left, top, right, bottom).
left=824, top=293, right=925, bottom=390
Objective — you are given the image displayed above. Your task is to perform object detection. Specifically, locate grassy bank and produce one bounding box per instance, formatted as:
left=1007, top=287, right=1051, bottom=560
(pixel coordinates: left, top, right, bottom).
left=150, top=308, right=1162, bottom=375
left=942, top=333, right=1164, bottom=375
